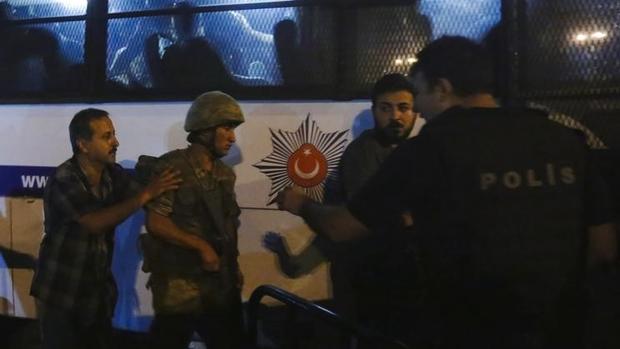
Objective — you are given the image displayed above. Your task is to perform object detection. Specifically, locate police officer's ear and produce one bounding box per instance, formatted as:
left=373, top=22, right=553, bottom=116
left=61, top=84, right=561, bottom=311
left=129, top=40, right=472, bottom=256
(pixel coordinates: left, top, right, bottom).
left=434, top=78, right=454, bottom=101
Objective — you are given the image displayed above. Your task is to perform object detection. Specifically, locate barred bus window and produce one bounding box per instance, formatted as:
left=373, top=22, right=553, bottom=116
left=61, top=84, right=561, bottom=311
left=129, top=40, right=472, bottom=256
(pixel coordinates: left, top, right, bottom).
left=0, top=0, right=616, bottom=105
left=106, top=4, right=341, bottom=91
left=524, top=0, right=620, bottom=95
left=344, top=5, right=432, bottom=92
left=3, top=0, right=87, bottom=19
left=0, top=21, right=85, bottom=94
left=346, top=0, right=501, bottom=94
left=108, top=0, right=292, bottom=14
left=109, top=0, right=169, bottom=13
left=419, top=0, right=500, bottom=40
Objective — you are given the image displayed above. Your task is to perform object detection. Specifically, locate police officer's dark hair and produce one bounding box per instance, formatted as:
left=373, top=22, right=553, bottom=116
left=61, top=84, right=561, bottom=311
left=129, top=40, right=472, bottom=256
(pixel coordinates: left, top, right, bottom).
left=69, top=108, right=109, bottom=154
left=409, top=36, right=494, bottom=97
left=371, top=73, right=415, bottom=108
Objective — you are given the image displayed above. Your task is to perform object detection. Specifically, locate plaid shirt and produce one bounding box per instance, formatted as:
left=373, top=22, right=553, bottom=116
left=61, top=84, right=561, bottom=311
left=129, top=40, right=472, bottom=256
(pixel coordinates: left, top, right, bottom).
left=30, top=157, right=140, bottom=323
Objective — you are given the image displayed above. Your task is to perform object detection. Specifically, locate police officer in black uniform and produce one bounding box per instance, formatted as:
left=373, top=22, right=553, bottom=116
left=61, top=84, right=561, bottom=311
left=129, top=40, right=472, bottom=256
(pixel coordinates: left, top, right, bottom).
left=276, top=36, right=617, bottom=349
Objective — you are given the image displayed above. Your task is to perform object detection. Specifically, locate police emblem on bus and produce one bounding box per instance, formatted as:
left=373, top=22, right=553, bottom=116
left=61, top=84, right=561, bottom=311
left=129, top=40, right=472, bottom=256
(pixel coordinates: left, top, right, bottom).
left=254, top=114, right=348, bottom=205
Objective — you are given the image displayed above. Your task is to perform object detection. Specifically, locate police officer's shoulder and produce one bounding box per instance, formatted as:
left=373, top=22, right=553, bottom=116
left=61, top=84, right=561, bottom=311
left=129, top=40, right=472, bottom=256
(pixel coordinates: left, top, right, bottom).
left=430, top=106, right=548, bottom=130
left=516, top=107, right=591, bottom=146
left=568, top=128, right=588, bottom=145
left=391, top=129, right=436, bottom=158
left=523, top=106, right=549, bottom=117
left=417, top=106, right=472, bottom=133
left=470, top=106, right=547, bottom=120
left=535, top=111, right=589, bottom=140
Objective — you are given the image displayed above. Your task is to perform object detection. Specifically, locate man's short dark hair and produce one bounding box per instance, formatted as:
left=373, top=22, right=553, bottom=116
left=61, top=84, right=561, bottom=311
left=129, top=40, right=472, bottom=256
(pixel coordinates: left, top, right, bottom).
left=409, top=36, right=494, bottom=97
left=69, top=108, right=109, bottom=154
left=371, top=73, right=415, bottom=107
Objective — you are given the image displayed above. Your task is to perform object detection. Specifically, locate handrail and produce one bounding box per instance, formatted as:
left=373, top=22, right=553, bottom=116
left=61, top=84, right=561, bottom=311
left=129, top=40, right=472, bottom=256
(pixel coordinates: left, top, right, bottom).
left=247, top=284, right=411, bottom=349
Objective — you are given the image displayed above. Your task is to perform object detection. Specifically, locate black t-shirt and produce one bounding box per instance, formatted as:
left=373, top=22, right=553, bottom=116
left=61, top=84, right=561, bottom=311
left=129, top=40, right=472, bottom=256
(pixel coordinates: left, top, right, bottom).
left=591, top=149, right=620, bottom=219
left=349, top=106, right=612, bottom=228
left=348, top=106, right=614, bottom=348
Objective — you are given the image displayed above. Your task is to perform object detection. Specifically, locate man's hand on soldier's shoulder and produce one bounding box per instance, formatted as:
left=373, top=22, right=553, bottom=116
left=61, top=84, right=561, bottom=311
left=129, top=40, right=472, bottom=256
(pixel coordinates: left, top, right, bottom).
left=140, top=167, right=182, bottom=205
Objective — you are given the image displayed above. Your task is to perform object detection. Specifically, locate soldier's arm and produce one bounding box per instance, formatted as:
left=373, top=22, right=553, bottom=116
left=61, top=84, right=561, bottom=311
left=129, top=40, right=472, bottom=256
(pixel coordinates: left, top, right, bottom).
left=145, top=210, right=220, bottom=271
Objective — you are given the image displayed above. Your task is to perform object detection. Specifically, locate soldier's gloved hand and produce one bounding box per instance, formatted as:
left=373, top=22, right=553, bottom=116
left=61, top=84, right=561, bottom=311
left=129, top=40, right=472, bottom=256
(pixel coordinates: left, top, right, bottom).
left=140, top=167, right=182, bottom=205
left=262, top=231, right=286, bottom=254
left=198, top=242, right=220, bottom=272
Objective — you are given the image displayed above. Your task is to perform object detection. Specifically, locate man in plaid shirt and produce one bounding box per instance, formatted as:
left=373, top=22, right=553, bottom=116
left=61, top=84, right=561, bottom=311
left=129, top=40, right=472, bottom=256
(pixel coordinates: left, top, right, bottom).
left=30, top=108, right=181, bottom=349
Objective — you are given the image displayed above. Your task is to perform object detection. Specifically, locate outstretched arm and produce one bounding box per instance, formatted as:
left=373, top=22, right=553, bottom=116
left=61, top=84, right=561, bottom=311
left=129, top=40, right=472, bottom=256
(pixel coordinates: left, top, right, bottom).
left=276, top=187, right=369, bottom=242
left=263, top=232, right=327, bottom=277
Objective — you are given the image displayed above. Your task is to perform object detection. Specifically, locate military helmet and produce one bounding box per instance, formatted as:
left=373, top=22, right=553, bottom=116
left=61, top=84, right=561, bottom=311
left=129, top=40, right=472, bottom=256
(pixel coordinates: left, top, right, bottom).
left=184, top=91, right=245, bottom=132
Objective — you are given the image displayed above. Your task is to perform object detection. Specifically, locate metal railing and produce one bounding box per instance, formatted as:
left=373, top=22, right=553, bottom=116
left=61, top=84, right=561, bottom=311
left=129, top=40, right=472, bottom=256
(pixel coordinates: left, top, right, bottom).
left=247, top=284, right=411, bottom=349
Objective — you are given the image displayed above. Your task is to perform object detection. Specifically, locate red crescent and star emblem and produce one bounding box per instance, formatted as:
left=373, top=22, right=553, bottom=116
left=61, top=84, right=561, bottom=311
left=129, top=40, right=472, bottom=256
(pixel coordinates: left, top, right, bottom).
left=287, top=143, right=328, bottom=188
left=254, top=114, right=349, bottom=205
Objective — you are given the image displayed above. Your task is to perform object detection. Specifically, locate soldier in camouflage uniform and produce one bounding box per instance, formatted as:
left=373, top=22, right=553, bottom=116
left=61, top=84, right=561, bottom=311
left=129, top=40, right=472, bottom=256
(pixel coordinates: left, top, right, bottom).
left=137, top=91, right=245, bottom=349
